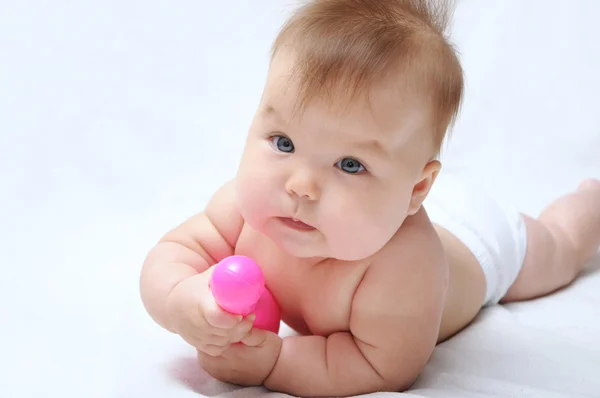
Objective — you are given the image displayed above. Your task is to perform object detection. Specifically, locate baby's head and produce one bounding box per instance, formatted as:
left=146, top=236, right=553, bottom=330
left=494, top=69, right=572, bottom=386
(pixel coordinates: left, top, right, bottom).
left=235, top=0, right=463, bottom=261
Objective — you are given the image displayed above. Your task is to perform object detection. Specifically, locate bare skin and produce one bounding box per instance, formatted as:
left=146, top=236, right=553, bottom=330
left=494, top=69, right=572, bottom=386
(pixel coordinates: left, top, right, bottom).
left=139, top=46, right=600, bottom=398
left=140, top=178, right=600, bottom=396
left=502, top=179, right=600, bottom=302
left=439, top=179, right=600, bottom=340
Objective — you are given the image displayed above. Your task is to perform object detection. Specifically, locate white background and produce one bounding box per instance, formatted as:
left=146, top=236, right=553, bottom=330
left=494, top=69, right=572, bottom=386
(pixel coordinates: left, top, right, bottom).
left=1, top=1, right=599, bottom=397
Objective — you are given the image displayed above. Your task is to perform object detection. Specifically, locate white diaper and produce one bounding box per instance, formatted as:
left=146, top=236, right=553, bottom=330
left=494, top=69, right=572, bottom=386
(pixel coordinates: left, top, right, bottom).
left=423, top=173, right=528, bottom=306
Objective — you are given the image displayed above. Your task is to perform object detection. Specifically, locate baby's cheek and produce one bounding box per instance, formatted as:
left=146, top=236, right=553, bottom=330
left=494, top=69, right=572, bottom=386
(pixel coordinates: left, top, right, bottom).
left=320, top=200, right=385, bottom=259
left=237, top=170, right=280, bottom=223
left=357, top=197, right=405, bottom=243
left=236, top=174, right=263, bottom=212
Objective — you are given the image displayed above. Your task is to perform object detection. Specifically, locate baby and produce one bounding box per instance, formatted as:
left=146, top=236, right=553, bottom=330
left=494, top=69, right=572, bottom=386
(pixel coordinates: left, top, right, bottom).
left=140, top=0, right=600, bottom=396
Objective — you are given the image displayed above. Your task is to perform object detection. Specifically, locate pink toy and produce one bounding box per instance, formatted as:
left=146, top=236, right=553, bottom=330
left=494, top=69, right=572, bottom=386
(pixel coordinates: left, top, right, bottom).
left=209, top=255, right=280, bottom=334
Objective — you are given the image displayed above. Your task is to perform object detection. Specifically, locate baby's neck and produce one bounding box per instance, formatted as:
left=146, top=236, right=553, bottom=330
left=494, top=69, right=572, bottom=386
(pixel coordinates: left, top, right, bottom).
left=294, top=255, right=330, bottom=268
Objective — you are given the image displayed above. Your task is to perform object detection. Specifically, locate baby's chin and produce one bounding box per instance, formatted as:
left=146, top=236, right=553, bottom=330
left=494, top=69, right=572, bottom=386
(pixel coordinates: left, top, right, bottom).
left=263, top=224, right=327, bottom=259
left=278, top=244, right=326, bottom=260
left=244, top=212, right=385, bottom=261
left=327, top=235, right=393, bottom=262
left=272, top=233, right=379, bottom=262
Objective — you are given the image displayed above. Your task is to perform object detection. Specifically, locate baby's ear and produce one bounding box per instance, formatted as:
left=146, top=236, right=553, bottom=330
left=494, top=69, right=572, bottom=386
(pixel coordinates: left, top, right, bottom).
left=407, top=160, right=441, bottom=215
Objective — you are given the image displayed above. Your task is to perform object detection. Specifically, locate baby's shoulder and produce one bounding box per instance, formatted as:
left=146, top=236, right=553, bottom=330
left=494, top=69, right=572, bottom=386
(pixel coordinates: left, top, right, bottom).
left=348, top=209, right=449, bottom=388
left=204, top=178, right=245, bottom=247
left=364, top=208, right=448, bottom=289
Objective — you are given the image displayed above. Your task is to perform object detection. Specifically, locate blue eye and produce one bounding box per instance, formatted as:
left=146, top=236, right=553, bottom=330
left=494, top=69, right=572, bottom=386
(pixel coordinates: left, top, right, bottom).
left=336, top=158, right=365, bottom=174
left=271, top=135, right=294, bottom=153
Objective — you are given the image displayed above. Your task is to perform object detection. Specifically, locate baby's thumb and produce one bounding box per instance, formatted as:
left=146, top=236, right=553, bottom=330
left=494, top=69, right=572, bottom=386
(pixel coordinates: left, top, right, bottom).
left=197, top=275, right=243, bottom=329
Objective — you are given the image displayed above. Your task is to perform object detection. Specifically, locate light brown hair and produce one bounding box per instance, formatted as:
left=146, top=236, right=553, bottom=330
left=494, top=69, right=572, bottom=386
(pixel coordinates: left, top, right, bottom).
left=271, top=0, right=464, bottom=152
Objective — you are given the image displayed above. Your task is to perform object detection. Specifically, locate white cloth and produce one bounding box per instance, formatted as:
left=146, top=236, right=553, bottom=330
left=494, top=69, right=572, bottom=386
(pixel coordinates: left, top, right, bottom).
left=424, top=173, right=528, bottom=305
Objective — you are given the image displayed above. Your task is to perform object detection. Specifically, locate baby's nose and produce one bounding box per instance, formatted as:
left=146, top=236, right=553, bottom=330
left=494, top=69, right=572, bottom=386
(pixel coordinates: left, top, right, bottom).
left=285, top=169, right=320, bottom=201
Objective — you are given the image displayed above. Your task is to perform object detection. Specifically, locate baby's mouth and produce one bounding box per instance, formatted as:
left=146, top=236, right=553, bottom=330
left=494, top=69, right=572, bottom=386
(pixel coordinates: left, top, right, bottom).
left=278, top=217, right=316, bottom=231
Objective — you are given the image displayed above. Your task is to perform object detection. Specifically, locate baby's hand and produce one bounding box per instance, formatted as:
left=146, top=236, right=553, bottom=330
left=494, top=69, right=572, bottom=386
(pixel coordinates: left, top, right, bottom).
left=166, top=269, right=255, bottom=356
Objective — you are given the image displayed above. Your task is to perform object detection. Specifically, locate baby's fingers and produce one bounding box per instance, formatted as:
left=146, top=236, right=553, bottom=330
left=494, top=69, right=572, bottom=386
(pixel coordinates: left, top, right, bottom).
left=197, top=342, right=228, bottom=357
left=196, top=280, right=251, bottom=329
left=204, top=306, right=242, bottom=329
left=229, top=315, right=255, bottom=343
left=240, top=327, right=269, bottom=347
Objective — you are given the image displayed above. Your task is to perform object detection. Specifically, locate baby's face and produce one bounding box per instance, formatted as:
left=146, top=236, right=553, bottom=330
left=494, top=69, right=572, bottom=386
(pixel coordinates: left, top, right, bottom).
left=235, top=52, right=437, bottom=261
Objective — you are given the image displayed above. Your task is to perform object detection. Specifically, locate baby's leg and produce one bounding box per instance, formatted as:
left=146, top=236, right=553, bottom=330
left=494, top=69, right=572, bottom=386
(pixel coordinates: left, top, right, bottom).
left=501, top=179, right=600, bottom=302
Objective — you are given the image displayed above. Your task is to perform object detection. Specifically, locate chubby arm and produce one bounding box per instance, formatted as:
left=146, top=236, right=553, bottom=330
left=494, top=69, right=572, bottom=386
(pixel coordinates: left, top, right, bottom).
left=264, top=217, right=448, bottom=396
left=139, top=180, right=244, bottom=332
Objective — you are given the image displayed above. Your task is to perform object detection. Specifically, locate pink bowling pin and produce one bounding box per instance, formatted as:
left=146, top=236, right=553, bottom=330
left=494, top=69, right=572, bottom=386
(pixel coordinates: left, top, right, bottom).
left=209, top=255, right=280, bottom=334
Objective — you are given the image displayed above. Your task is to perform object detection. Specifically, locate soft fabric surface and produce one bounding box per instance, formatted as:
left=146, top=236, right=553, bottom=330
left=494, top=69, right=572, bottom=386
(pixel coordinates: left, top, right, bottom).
left=1, top=1, right=599, bottom=397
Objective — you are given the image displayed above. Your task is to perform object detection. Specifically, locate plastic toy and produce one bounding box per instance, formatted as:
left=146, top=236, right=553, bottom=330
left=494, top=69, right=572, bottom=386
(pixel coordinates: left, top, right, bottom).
left=209, top=255, right=281, bottom=334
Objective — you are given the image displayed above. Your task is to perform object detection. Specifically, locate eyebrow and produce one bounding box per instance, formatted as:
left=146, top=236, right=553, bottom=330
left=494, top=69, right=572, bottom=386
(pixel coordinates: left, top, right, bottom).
left=350, top=138, right=387, bottom=159
left=264, top=105, right=387, bottom=158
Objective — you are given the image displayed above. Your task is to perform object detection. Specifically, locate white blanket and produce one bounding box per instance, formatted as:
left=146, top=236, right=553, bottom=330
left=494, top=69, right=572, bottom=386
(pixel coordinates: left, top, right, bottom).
left=1, top=0, right=599, bottom=397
